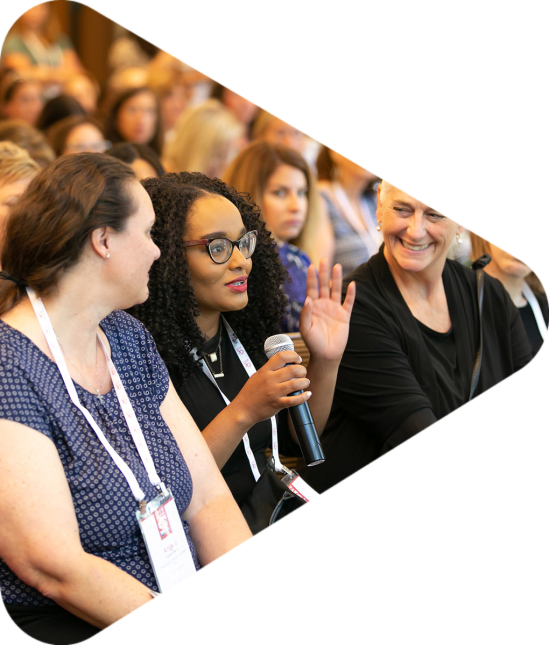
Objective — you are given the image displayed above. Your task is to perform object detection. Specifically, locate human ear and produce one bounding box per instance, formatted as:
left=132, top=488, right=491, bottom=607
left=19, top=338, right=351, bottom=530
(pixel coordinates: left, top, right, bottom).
left=90, top=227, right=110, bottom=260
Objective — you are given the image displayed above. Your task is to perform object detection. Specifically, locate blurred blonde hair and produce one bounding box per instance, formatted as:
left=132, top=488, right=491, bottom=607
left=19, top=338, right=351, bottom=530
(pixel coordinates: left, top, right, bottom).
left=469, top=230, right=545, bottom=295
left=0, top=141, right=40, bottom=187
left=163, top=99, right=244, bottom=175
left=223, top=140, right=323, bottom=254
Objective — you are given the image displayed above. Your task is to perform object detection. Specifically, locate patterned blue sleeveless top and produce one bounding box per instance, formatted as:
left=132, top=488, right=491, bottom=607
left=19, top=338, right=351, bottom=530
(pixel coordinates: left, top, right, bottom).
left=0, top=311, right=199, bottom=607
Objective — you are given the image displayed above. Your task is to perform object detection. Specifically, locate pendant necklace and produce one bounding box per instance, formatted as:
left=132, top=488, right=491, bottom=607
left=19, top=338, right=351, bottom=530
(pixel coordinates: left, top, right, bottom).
left=201, top=322, right=224, bottom=378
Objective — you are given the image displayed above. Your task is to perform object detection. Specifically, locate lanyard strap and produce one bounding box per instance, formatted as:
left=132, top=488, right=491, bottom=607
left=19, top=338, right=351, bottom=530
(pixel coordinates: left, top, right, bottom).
left=521, top=283, right=548, bottom=342
left=196, top=317, right=282, bottom=481
left=27, top=288, right=165, bottom=503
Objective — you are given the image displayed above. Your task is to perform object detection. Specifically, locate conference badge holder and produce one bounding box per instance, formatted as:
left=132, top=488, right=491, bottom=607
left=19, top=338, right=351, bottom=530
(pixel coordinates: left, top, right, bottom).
left=137, top=487, right=197, bottom=593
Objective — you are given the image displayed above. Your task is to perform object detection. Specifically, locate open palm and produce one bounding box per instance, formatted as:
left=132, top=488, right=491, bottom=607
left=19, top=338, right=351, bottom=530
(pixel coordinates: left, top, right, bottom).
left=299, top=259, right=356, bottom=361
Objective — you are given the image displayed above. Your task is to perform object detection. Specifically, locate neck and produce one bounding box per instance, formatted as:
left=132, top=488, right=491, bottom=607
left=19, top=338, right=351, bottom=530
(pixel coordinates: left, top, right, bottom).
left=484, top=264, right=526, bottom=306
left=196, top=310, right=222, bottom=341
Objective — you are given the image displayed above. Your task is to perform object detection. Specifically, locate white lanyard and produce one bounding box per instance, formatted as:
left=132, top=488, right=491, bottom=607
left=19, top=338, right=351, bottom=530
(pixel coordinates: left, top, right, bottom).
left=331, top=183, right=382, bottom=258
left=27, top=288, right=166, bottom=504
left=522, top=283, right=548, bottom=342
left=196, top=317, right=282, bottom=481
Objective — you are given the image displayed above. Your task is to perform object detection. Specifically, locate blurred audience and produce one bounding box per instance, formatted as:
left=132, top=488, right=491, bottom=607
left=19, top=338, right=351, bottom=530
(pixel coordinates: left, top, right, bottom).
left=0, top=74, right=44, bottom=126
left=0, top=2, right=82, bottom=95
left=224, top=141, right=332, bottom=330
left=470, top=232, right=548, bottom=356
left=104, top=87, right=163, bottom=156
left=148, top=69, right=189, bottom=145
left=106, top=142, right=165, bottom=180
left=36, top=93, right=86, bottom=132
left=210, top=82, right=259, bottom=139
left=0, top=119, right=55, bottom=168
left=316, top=145, right=382, bottom=277
left=64, top=71, right=101, bottom=115
left=163, top=99, right=245, bottom=177
left=46, top=115, right=109, bottom=156
left=0, top=141, right=40, bottom=252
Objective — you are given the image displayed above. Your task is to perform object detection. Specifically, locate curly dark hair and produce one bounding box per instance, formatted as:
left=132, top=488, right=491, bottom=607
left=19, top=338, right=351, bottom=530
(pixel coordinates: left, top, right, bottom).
left=129, top=172, right=288, bottom=387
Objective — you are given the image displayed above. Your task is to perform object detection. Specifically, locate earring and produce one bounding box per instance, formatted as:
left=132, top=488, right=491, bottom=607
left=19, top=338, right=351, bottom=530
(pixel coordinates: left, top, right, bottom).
left=106, top=253, right=111, bottom=258
left=456, top=232, right=462, bottom=245
left=376, top=222, right=382, bottom=231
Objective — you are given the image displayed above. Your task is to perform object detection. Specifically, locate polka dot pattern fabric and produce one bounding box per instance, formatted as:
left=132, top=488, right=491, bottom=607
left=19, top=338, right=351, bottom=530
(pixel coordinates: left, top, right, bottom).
left=0, top=311, right=199, bottom=607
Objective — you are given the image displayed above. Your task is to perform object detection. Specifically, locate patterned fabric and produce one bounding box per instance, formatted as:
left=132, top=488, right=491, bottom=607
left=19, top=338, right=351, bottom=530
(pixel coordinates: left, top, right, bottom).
left=0, top=311, right=198, bottom=607
left=277, top=241, right=311, bottom=333
left=320, top=190, right=381, bottom=279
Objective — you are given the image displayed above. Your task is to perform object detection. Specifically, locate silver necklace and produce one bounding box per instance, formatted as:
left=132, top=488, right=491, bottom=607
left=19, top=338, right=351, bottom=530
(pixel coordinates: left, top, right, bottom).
left=201, top=323, right=224, bottom=378
left=57, top=335, right=105, bottom=403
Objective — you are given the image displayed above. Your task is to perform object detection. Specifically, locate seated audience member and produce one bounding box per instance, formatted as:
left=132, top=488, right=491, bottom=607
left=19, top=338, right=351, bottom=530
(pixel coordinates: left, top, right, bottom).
left=64, top=71, right=101, bottom=115
left=0, top=74, right=44, bottom=126
left=252, top=109, right=306, bottom=154
left=316, top=145, right=382, bottom=277
left=148, top=69, right=189, bottom=145
left=130, top=172, right=354, bottom=531
left=302, top=180, right=532, bottom=494
left=224, top=141, right=332, bottom=330
left=0, top=119, right=55, bottom=168
left=104, top=87, right=163, bottom=157
left=36, top=93, right=86, bottom=132
left=47, top=115, right=109, bottom=156
left=0, top=154, right=251, bottom=644
left=162, top=99, right=245, bottom=177
left=106, top=142, right=165, bottom=180
left=0, top=141, right=39, bottom=250
left=470, top=231, right=547, bottom=356
left=210, top=82, right=259, bottom=139
left=0, top=2, right=83, bottom=94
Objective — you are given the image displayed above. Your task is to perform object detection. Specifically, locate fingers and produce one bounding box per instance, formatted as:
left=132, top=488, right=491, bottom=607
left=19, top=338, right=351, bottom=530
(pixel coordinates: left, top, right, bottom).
left=306, top=262, right=319, bottom=300
left=299, top=295, right=312, bottom=333
left=318, top=257, right=331, bottom=300
left=280, top=390, right=312, bottom=409
left=343, top=280, right=356, bottom=313
left=330, top=263, right=343, bottom=302
left=266, top=351, right=301, bottom=370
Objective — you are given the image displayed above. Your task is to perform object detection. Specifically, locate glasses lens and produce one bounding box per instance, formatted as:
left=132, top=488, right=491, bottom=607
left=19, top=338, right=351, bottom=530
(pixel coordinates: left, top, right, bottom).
left=239, top=231, right=257, bottom=259
left=209, top=238, right=231, bottom=263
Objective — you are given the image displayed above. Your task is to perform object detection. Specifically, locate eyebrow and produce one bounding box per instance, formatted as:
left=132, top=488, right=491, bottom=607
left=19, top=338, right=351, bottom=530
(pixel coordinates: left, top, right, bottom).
left=198, top=227, right=247, bottom=239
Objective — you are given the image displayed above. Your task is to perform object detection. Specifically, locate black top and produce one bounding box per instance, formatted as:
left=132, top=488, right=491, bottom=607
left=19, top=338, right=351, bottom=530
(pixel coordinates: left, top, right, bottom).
left=302, top=249, right=533, bottom=493
left=518, top=292, right=548, bottom=357
left=175, top=323, right=298, bottom=505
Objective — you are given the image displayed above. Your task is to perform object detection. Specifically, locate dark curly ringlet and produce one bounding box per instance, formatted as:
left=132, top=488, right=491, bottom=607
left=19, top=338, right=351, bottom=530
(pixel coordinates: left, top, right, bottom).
left=0, top=152, right=136, bottom=316
left=129, top=171, right=288, bottom=386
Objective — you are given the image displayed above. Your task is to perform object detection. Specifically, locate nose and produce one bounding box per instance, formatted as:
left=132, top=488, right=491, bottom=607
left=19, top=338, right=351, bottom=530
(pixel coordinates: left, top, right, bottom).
left=407, top=212, right=427, bottom=241
left=227, top=244, right=248, bottom=270
left=153, top=241, right=161, bottom=261
left=287, top=191, right=301, bottom=212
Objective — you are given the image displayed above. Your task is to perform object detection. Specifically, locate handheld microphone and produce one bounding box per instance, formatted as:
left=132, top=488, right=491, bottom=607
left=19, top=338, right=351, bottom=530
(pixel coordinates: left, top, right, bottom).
left=264, top=334, right=325, bottom=466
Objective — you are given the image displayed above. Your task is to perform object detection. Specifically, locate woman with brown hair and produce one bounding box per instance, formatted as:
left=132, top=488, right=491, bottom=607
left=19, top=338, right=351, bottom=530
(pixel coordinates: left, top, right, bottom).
left=104, top=87, right=163, bottom=157
left=0, top=153, right=250, bottom=643
left=224, top=141, right=333, bottom=329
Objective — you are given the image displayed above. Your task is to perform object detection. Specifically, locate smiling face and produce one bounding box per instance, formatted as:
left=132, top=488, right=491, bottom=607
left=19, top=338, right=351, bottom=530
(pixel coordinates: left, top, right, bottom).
left=184, top=194, right=252, bottom=322
left=378, top=182, right=460, bottom=279
left=261, top=164, right=308, bottom=242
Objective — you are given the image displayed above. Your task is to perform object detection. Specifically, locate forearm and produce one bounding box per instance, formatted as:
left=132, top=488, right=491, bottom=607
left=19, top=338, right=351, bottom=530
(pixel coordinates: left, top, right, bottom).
left=200, top=401, right=253, bottom=469
left=188, top=492, right=252, bottom=565
left=305, top=355, right=340, bottom=435
left=28, top=551, right=153, bottom=630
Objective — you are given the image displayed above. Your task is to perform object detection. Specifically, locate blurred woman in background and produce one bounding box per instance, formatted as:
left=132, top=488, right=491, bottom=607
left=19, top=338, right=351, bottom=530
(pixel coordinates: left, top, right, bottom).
left=162, top=99, right=245, bottom=177
left=104, top=87, right=163, bottom=157
left=316, top=145, right=382, bottom=277
left=0, top=74, right=44, bottom=126
left=36, top=93, right=86, bottom=132
left=47, top=115, right=109, bottom=156
left=107, top=142, right=165, bottom=180
left=224, top=141, right=332, bottom=330
left=470, top=232, right=547, bottom=357
left=0, top=119, right=55, bottom=168
left=210, top=82, right=259, bottom=139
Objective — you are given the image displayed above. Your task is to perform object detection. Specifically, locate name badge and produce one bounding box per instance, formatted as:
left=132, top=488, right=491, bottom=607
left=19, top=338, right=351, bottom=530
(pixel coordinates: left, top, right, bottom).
left=281, top=471, right=320, bottom=503
left=137, top=489, right=197, bottom=592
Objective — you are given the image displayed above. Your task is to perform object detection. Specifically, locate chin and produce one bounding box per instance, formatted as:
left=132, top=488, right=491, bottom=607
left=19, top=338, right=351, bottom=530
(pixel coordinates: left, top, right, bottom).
left=223, top=294, right=249, bottom=312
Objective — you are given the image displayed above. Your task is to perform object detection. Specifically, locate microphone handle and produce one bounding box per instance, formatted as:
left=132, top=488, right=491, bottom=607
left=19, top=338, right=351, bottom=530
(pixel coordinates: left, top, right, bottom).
left=288, top=389, right=325, bottom=466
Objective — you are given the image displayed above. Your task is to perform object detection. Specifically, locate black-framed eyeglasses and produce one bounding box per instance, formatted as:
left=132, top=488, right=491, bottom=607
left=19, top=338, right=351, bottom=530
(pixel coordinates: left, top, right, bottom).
left=183, top=230, right=258, bottom=264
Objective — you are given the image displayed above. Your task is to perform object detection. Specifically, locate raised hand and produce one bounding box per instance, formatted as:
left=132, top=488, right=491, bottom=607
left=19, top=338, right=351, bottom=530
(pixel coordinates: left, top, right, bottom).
left=299, top=259, right=355, bottom=362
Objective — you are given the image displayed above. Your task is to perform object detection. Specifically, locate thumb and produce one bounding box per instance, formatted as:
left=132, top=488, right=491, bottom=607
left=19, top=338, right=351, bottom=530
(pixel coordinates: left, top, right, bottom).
left=299, top=296, right=313, bottom=332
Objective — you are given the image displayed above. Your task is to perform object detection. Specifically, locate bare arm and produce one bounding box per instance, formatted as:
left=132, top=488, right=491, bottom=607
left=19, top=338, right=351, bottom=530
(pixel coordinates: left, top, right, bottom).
left=159, top=381, right=252, bottom=562
left=192, top=352, right=311, bottom=470
left=299, top=260, right=356, bottom=434
left=0, top=420, right=154, bottom=630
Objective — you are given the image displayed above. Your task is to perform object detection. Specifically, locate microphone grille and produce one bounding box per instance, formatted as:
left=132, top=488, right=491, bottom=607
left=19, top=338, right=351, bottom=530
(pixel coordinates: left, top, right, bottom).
left=264, top=334, right=294, bottom=358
